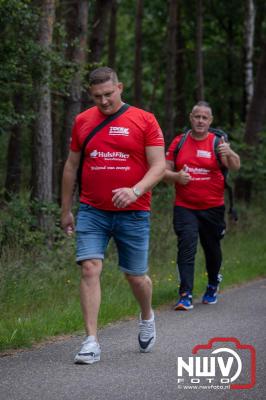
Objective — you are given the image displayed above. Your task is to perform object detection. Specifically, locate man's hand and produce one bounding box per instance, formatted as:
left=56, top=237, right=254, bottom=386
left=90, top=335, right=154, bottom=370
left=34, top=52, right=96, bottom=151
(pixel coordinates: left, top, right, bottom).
left=217, top=136, right=232, bottom=157
left=217, top=136, right=241, bottom=170
left=61, top=211, right=75, bottom=236
left=177, top=164, right=191, bottom=185
left=112, top=187, right=139, bottom=208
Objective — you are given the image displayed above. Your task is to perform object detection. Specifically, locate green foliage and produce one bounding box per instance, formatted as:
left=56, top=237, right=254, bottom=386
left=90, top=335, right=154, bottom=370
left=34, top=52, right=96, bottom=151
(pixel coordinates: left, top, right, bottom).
left=50, top=21, right=90, bottom=95
left=231, top=128, right=266, bottom=195
left=0, top=193, right=42, bottom=250
left=0, top=0, right=91, bottom=194
left=0, top=0, right=90, bottom=134
left=0, top=192, right=66, bottom=251
left=0, top=0, right=38, bottom=131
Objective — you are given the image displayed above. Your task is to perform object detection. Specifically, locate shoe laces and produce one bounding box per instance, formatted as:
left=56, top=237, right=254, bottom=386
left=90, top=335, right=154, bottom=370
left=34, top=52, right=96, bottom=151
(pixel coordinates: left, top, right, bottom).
left=81, top=336, right=99, bottom=351
left=180, top=292, right=192, bottom=301
left=206, top=285, right=217, bottom=296
left=139, top=317, right=154, bottom=341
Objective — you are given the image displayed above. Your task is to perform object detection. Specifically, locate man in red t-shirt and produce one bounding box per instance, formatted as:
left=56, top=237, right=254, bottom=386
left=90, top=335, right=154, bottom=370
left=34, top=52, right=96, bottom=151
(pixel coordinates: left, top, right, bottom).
left=61, top=67, right=165, bottom=363
left=165, top=101, right=240, bottom=311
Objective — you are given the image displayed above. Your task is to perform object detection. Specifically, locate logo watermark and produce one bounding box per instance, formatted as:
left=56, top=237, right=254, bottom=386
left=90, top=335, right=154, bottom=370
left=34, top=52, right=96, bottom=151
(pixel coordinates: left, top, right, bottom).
left=177, top=337, right=256, bottom=390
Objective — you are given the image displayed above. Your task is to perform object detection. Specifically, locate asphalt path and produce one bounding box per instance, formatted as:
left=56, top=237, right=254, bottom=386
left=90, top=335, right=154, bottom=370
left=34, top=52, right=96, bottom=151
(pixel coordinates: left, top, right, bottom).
left=1, top=278, right=265, bottom=400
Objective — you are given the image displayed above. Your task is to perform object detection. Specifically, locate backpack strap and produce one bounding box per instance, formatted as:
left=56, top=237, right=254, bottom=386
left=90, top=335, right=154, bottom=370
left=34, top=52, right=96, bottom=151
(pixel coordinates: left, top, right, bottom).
left=77, top=103, right=130, bottom=193
left=173, top=129, right=190, bottom=170
left=210, top=128, right=238, bottom=221
left=210, top=128, right=228, bottom=165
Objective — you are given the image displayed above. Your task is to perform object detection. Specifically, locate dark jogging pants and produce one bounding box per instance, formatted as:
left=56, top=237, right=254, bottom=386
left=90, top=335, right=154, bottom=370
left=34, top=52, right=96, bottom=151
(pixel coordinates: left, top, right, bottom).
left=173, top=205, right=226, bottom=294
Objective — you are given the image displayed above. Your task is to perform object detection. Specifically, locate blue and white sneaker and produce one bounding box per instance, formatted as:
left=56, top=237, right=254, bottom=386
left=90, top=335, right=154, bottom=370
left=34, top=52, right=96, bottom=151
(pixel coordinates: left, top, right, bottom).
left=138, top=311, right=156, bottom=353
left=74, top=335, right=101, bottom=364
left=202, top=285, right=219, bottom=304
left=202, top=275, right=222, bottom=304
left=174, top=293, right=194, bottom=311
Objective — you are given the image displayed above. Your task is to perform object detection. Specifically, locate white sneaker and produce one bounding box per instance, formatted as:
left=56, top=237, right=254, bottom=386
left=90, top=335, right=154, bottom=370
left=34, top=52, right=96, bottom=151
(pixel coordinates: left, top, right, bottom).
left=138, top=311, right=156, bottom=353
left=74, top=336, right=101, bottom=364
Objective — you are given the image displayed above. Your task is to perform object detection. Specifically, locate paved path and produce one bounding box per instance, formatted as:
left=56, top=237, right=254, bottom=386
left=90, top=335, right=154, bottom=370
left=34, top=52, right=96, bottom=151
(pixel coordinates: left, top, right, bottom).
left=1, top=279, right=265, bottom=400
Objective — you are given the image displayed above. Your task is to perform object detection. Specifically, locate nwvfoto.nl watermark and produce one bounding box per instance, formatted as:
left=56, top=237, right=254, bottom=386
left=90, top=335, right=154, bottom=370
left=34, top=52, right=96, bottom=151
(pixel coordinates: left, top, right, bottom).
left=177, top=337, right=256, bottom=390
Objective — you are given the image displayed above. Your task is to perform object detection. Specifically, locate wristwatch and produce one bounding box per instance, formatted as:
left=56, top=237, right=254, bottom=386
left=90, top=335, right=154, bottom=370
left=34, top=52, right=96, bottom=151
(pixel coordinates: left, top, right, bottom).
left=132, top=187, right=141, bottom=197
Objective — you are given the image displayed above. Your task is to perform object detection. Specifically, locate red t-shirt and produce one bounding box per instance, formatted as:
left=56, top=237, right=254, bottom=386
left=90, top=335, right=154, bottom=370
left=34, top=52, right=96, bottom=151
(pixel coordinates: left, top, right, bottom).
left=166, top=132, right=225, bottom=209
left=70, top=105, right=164, bottom=211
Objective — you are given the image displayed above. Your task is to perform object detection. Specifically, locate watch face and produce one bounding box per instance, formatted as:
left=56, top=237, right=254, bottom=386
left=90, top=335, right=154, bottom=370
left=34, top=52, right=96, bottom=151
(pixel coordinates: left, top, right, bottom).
left=133, top=187, right=141, bottom=197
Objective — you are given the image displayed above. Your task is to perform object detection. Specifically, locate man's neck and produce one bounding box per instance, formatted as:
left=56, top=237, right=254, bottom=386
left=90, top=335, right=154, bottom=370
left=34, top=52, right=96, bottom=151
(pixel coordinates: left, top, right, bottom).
left=190, top=130, right=209, bottom=141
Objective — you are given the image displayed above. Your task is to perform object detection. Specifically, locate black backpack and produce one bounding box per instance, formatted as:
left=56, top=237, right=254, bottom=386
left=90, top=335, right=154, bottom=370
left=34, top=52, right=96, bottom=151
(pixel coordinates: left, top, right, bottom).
left=173, top=128, right=238, bottom=221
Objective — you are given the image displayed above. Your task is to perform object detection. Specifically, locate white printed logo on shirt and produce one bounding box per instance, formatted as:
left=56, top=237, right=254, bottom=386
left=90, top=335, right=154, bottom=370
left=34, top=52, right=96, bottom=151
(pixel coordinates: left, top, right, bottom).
left=90, top=150, right=98, bottom=158
left=90, top=149, right=129, bottom=160
left=197, top=150, right=211, bottom=159
left=109, top=126, right=129, bottom=136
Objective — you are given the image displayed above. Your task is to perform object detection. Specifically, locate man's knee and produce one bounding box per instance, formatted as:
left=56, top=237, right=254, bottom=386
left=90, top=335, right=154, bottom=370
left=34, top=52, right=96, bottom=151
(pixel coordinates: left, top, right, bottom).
left=125, top=273, right=151, bottom=289
left=178, top=229, right=198, bottom=250
left=81, top=259, right=102, bottom=280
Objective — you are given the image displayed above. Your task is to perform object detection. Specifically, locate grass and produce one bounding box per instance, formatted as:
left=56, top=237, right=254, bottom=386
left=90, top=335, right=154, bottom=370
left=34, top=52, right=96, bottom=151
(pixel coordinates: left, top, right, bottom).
left=0, top=187, right=265, bottom=352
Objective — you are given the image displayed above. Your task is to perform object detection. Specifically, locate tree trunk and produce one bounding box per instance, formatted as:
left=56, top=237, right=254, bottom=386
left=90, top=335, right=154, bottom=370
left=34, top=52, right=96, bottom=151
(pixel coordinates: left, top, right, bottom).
left=176, top=1, right=186, bottom=129
left=195, top=0, right=204, bottom=101
left=235, top=39, right=266, bottom=202
left=62, top=0, right=89, bottom=163
left=108, top=0, right=118, bottom=68
left=52, top=97, right=61, bottom=202
left=227, top=16, right=235, bottom=128
left=89, top=0, right=112, bottom=64
left=148, top=63, right=161, bottom=112
left=244, top=40, right=266, bottom=145
left=32, top=0, right=55, bottom=229
left=5, top=93, right=23, bottom=197
left=82, top=0, right=112, bottom=111
left=133, top=0, right=143, bottom=107
left=244, top=0, right=255, bottom=118
left=163, top=0, right=178, bottom=146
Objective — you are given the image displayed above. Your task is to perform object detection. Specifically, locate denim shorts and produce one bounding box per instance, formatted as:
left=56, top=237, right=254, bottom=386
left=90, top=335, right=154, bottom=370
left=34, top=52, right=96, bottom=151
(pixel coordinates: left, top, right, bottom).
left=75, top=203, right=151, bottom=275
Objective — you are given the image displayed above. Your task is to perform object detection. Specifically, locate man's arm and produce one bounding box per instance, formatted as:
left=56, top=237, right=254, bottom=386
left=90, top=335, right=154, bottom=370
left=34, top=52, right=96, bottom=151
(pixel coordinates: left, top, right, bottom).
left=112, top=146, right=166, bottom=208
left=61, top=150, right=81, bottom=234
left=137, top=145, right=166, bottom=191
left=218, top=137, right=241, bottom=171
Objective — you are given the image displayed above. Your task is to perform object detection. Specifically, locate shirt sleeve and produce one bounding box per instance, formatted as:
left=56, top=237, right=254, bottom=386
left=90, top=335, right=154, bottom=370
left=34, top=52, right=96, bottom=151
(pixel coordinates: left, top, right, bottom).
left=166, top=135, right=182, bottom=162
left=69, top=117, right=81, bottom=152
left=144, top=113, right=165, bottom=146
